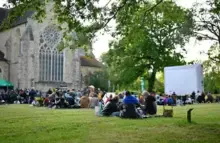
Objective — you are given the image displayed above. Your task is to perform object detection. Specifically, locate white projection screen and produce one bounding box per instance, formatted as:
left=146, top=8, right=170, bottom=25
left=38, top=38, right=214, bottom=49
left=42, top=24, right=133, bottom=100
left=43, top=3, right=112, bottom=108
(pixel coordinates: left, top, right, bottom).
left=164, top=64, right=204, bottom=96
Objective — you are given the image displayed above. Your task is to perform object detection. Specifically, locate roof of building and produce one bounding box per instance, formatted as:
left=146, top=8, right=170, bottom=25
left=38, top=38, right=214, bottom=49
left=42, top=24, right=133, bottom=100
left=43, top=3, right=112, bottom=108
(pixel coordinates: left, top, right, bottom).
left=0, top=51, right=7, bottom=61
left=80, top=56, right=103, bottom=68
left=0, top=7, right=34, bottom=28
left=0, top=8, right=9, bottom=25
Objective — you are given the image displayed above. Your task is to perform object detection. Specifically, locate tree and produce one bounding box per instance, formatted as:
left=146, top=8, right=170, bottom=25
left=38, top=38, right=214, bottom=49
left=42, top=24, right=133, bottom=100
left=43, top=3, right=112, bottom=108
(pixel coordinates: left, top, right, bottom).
left=193, top=0, right=220, bottom=62
left=203, top=59, right=220, bottom=93
left=154, top=72, right=164, bottom=93
left=104, top=1, right=193, bottom=92
left=207, top=43, right=220, bottom=63
left=202, top=45, right=220, bottom=93
left=87, top=70, right=109, bottom=91
left=100, top=53, right=122, bottom=91
left=1, top=0, right=164, bottom=45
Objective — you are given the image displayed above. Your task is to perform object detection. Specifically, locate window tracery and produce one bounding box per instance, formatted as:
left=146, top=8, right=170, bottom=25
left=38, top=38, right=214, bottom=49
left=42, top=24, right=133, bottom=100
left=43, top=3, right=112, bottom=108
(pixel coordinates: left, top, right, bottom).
left=39, top=26, right=63, bottom=81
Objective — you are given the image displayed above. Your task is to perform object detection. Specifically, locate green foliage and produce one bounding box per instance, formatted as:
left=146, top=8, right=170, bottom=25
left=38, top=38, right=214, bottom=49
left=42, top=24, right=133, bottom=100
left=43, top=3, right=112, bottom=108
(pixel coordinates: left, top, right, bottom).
left=192, top=0, right=220, bottom=91
left=203, top=58, right=220, bottom=93
left=204, top=72, right=220, bottom=93
left=104, top=1, right=193, bottom=92
left=85, top=70, right=109, bottom=91
left=154, top=72, right=164, bottom=93
left=193, top=0, right=220, bottom=62
left=1, top=0, right=165, bottom=45
left=207, top=43, right=220, bottom=63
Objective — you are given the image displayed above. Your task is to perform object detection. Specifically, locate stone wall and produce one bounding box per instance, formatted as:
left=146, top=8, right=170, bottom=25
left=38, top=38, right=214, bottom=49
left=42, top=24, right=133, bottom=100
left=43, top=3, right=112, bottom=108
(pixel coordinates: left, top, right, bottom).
left=35, top=82, right=74, bottom=92
left=0, top=2, right=94, bottom=90
left=63, top=48, right=74, bottom=83
left=72, top=49, right=81, bottom=89
left=0, top=24, right=26, bottom=87
left=0, top=25, right=26, bottom=60
left=24, top=2, right=82, bottom=90
left=0, top=61, right=9, bottom=80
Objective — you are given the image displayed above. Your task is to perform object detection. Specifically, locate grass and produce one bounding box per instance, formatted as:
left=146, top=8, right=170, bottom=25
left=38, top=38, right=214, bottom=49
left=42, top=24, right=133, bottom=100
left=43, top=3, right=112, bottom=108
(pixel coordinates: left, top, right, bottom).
left=0, top=104, right=220, bottom=143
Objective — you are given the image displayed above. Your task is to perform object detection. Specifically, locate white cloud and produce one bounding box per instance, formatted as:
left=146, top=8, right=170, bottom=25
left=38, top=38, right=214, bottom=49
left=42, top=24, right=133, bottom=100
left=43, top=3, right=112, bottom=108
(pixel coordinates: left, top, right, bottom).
left=0, top=0, right=7, bottom=7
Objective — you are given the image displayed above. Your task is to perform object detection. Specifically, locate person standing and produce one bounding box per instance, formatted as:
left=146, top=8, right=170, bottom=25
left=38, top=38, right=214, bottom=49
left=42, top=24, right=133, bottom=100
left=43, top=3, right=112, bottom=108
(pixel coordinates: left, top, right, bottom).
left=191, top=91, right=195, bottom=100
left=196, top=91, right=201, bottom=101
left=172, top=92, right=177, bottom=105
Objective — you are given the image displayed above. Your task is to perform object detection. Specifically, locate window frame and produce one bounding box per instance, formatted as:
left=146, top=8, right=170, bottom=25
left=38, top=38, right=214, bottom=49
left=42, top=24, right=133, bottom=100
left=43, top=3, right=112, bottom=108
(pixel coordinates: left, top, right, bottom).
left=39, top=26, right=63, bottom=82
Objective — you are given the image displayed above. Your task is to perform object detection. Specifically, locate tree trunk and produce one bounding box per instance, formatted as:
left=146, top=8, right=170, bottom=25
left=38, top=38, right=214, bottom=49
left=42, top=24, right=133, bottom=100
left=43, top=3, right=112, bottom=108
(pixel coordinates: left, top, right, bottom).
left=148, top=69, right=157, bottom=92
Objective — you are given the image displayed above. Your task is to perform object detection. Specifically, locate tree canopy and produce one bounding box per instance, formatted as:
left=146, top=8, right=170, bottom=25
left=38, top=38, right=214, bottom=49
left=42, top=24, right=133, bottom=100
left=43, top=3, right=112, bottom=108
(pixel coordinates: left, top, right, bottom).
left=2, top=0, right=164, bottom=42
left=193, top=0, right=220, bottom=62
left=4, top=0, right=220, bottom=92
left=203, top=57, right=220, bottom=93
left=102, top=1, right=194, bottom=92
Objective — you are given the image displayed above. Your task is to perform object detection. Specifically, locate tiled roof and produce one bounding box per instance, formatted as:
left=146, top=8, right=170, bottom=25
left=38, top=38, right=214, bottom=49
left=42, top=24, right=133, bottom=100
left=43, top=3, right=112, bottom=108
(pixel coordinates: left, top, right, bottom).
left=80, top=56, right=103, bottom=68
left=0, top=7, right=34, bottom=28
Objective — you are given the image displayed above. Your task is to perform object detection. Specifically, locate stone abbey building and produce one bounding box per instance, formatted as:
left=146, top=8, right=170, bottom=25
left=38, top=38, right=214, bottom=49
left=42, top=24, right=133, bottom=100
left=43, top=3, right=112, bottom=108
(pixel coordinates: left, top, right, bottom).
left=0, top=3, right=102, bottom=91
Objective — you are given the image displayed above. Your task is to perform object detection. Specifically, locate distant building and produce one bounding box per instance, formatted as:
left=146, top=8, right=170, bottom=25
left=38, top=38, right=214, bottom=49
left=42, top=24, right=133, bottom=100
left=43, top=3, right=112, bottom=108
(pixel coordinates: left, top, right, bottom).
left=80, top=55, right=103, bottom=86
left=0, top=3, right=102, bottom=91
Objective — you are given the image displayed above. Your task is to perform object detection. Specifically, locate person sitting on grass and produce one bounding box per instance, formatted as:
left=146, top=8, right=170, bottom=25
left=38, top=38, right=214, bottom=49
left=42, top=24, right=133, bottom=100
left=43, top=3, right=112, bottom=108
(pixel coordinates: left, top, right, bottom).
left=89, top=94, right=99, bottom=109
left=119, top=91, right=142, bottom=119
left=167, top=96, right=174, bottom=106
left=80, top=95, right=90, bottom=108
left=201, top=92, right=206, bottom=103
left=206, top=92, right=213, bottom=103
left=105, top=94, right=113, bottom=104
left=43, top=96, right=49, bottom=107
left=48, top=93, right=55, bottom=108
left=118, top=93, right=124, bottom=102
left=143, top=91, right=157, bottom=115
left=139, top=94, right=145, bottom=105
left=102, top=96, right=120, bottom=116
left=163, top=95, right=168, bottom=105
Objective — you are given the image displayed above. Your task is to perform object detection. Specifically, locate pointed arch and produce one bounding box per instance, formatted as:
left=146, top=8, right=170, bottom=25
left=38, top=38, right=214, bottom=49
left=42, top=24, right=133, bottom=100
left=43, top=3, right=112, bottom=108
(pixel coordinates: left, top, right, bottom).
left=21, top=25, right=34, bottom=41
left=16, top=28, right=21, bottom=37
left=39, top=25, right=63, bottom=82
left=28, top=26, right=34, bottom=41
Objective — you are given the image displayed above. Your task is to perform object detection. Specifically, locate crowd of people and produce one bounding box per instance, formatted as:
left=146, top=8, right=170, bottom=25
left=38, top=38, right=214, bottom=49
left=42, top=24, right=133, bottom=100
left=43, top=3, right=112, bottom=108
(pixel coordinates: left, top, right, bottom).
left=0, top=88, right=42, bottom=104
left=1, top=86, right=219, bottom=119
left=0, top=86, right=158, bottom=118
left=99, top=90, right=220, bottom=118
left=0, top=87, right=96, bottom=107
left=190, top=91, right=218, bottom=103
left=99, top=91, right=158, bottom=119
left=155, top=91, right=220, bottom=106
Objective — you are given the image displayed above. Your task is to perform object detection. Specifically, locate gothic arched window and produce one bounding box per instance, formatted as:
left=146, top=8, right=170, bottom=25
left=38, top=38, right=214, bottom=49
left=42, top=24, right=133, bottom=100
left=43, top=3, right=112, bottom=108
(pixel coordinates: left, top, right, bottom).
left=39, top=26, right=63, bottom=81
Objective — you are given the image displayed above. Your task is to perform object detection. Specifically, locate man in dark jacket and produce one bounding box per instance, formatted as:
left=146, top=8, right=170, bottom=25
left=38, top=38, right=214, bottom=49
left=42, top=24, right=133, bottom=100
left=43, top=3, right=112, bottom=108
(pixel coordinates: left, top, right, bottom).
left=102, top=96, right=119, bottom=116
left=144, top=93, right=157, bottom=115
left=120, top=91, right=142, bottom=119
left=191, top=91, right=196, bottom=100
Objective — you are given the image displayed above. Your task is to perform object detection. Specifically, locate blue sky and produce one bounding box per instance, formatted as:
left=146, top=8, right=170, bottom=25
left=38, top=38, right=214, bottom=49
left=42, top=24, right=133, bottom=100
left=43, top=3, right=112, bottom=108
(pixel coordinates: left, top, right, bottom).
left=0, top=0, right=213, bottom=62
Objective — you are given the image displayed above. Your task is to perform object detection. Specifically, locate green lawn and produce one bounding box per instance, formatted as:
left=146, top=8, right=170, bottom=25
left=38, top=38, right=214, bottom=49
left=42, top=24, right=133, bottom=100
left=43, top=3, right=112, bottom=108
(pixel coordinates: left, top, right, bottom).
left=0, top=104, right=220, bottom=143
